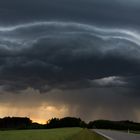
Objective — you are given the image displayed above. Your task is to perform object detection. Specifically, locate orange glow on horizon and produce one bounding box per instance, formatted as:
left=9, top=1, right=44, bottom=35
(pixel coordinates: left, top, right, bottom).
left=0, top=88, right=69, bottom=124
left=0, top=104, right=69, bottom=124
left=32, top=118, right=47, bottom=124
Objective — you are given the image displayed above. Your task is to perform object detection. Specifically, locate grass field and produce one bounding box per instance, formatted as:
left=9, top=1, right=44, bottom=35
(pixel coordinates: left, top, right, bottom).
left=0, top=128, right=108, bottom=140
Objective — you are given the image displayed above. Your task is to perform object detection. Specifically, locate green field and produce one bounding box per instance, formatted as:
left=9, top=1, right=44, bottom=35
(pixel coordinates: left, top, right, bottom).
left=0, top=128, right=108, bottom=140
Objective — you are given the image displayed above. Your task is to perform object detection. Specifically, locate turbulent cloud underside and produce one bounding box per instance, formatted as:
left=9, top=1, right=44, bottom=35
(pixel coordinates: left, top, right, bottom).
left=0, top=0, right=140, bottom=122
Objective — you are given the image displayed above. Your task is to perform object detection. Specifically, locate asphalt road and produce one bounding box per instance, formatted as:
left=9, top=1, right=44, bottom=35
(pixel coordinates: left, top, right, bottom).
left=93, top=129, right=140, bottom=140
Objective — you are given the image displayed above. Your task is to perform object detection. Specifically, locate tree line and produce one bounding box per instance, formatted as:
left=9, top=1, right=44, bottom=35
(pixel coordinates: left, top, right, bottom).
left=0, top=117, right=140, bottom=131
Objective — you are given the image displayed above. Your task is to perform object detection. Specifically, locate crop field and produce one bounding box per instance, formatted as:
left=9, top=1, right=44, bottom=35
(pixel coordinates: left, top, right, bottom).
left=0, top=128, right=107, bottom=140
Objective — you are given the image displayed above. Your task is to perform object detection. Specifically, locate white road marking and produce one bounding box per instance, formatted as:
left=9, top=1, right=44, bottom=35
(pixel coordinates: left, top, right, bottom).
left=93, top=129, right=140, bottom=140
left=94, top=130, right=114, bottom=140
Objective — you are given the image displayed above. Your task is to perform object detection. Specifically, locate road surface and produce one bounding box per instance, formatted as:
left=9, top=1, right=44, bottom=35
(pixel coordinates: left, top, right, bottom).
left=93, top=129, right=140, bottom=140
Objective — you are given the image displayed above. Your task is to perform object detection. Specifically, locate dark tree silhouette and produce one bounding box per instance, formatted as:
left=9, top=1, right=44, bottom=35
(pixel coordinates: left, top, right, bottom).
left=0, top=117, right=32, bottom=129
left=87, top=120, right=140, bottom=131
left=46, top=117, right=85, bottom=128
left=0, top=117, right=140, bottom=131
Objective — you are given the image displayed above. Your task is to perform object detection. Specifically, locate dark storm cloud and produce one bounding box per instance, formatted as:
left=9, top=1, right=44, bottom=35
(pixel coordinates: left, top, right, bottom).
left=0, top=0, right=140, bottom=27
left=0, top=21, right=140, bottom=91
left=0, top=0, right=140, bottom=121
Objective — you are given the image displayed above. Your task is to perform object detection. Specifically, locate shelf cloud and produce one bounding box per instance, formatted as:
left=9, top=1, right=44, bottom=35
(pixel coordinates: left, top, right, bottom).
left=0, top=0, right=140, bottom=123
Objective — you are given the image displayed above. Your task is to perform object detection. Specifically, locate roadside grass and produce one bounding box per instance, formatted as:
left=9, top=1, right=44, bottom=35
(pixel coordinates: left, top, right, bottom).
left=130, top=131, right=140, bottom=134
left=68, top=129, right=108, bottom=140
left=0, top=128, right=108, bottom=140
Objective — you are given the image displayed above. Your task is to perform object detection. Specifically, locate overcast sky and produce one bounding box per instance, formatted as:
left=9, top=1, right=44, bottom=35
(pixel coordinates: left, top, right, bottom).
left=0, top=0, right=140, bottom=123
